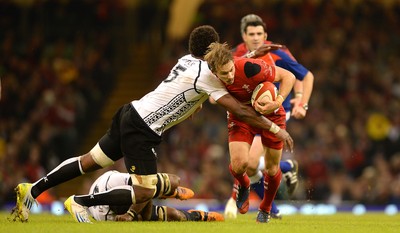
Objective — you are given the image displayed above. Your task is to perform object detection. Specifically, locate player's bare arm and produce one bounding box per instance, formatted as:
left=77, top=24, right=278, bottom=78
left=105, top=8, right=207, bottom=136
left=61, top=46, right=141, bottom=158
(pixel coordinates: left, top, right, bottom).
left=291, top=71, right=314, bottom=119
left=245, top=43, right=285, bottom=58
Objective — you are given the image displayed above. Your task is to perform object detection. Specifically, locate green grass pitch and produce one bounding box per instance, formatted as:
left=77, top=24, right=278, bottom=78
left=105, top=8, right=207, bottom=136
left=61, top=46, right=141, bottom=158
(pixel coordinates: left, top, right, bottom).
left=1, top=211, right=399, bottom=233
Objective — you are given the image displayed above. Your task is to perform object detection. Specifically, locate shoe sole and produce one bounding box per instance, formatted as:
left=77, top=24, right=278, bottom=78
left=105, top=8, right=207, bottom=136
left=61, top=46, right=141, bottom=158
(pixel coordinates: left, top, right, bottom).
left=14, top=184, right=33, bottom=222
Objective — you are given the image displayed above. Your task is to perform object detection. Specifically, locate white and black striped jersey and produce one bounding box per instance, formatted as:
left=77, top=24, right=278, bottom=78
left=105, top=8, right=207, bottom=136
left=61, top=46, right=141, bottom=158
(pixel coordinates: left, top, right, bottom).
left=131, top=54, right=228, bottom=135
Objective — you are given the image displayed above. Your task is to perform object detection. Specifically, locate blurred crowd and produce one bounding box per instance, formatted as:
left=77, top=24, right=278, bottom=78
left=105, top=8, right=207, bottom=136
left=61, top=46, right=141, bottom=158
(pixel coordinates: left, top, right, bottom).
left=0, top=1, right=116, bottom=207
left=1, top=0, right=400, bottom=210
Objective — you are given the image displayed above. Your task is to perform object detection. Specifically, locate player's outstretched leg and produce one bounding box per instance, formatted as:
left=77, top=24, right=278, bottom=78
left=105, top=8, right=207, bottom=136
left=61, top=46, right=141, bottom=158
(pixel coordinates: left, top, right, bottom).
left=10, top=183, right=37, bottom=222
left=64, top=196, right=92, bottom=223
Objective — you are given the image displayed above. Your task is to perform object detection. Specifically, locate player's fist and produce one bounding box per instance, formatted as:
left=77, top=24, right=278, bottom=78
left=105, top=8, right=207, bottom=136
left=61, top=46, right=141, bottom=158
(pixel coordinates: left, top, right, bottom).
left=115, top=213, right=134, bottom=221
left=254, top=99, right=279, bottom=115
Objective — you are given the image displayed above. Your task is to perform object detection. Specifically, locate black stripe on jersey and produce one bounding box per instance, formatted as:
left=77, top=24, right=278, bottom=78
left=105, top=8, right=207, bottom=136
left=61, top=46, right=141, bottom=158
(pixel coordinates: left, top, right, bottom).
left=193, top=60, right=202, bottom=94
left=104, top=173, right=112, bottom=191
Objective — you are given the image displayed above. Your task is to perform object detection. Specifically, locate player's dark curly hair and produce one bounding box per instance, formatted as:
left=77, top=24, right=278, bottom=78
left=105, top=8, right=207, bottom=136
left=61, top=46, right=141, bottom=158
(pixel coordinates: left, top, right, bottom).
left=189, top=25, right=220, bottom=58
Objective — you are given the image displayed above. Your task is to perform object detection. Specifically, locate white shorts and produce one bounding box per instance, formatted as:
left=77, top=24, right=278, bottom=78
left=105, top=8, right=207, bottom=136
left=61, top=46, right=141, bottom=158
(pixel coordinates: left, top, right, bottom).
left=87, top=170, right=131, bottom=221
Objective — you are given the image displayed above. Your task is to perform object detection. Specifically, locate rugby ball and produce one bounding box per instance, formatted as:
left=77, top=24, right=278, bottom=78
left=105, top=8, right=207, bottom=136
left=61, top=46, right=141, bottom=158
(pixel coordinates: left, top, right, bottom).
left=251, top=81, right=278, bottom=113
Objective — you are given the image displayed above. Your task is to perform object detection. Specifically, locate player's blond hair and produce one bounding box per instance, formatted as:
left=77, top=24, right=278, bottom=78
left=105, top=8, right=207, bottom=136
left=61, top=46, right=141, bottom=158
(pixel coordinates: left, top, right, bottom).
left=204, top=42, right=233, bottom=73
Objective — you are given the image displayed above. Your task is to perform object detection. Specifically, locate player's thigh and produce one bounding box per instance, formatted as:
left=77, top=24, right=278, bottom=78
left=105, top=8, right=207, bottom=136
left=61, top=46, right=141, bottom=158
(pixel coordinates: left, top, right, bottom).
left=120, top=104, right=161, bottom=175
left=248, top=135, right=265, bottom=170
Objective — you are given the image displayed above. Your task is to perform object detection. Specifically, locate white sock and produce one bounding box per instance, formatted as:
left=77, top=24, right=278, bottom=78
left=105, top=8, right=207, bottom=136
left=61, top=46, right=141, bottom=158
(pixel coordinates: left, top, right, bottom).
left=249, top=170, right=263, bottom=184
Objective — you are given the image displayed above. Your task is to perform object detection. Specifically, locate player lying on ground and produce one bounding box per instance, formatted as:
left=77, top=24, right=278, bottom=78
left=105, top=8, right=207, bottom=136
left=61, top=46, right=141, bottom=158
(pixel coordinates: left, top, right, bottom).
left=87, top=170, right=224, bottom=222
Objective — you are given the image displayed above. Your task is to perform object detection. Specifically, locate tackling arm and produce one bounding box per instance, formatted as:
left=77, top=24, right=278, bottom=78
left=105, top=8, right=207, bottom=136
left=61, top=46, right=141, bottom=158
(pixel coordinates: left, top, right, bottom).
left=216, top=93, right=293, bottom=152
left=244, top=44, right=284, bottom=58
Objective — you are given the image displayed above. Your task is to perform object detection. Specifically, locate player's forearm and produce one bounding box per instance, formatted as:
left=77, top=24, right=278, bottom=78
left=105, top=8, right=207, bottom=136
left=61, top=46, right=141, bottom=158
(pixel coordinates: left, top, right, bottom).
left=234, top=104, right=280, bottom=133
left=217, top=94, right=279, bottom=133
left=299, top=71, right=314, bottom=106
left=277, top=69, right=295, bottom=100
left=293, top=79, right=303, bottom=98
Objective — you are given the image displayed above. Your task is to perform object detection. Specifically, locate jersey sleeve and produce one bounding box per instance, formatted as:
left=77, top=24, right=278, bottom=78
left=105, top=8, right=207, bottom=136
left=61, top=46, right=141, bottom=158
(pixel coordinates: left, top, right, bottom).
left=232, top=43, right=248, bottom=57
left=196, top=61, right=229, bottom=102
left=272, top=49, right=309, bottom=81
left=201, top=76, right=229, bottom=102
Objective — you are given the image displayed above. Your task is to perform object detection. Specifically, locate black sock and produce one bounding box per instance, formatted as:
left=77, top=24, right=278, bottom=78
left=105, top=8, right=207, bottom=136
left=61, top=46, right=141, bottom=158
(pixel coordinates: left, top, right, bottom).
left=186, top=210, right=202, bottom=221
left=74, top=189, right=133, bottom=207
left=31, top=158, right=82, bottom=198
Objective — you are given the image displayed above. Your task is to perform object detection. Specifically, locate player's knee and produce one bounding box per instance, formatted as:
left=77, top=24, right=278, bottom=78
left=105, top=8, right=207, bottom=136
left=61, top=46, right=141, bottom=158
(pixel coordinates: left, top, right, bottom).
left=246, top=166, right=258, bottom=177
left=266, top=165, right=280, bottom=176
left=246, top=158, right=259, bottom=176
left=231, top=160, right=248, bottom=174
left=130, top=174, right=158, bottom=197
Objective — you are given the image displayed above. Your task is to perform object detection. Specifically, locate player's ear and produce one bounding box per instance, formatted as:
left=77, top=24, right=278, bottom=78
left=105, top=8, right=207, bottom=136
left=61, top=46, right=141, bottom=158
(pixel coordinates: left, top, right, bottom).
left=241, top=32, right=246, bottom=41
left=264, top=32, right=268, bottom=40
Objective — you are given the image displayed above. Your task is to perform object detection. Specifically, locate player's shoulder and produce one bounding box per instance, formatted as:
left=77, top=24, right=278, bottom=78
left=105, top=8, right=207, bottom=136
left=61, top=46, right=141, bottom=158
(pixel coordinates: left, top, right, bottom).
left=266, top=43, right=297, bottom=62
left=234, top=56, right=267, bottom=68
left=232, top=43, right=247, bottom=56
left=178, top=54, right=199, bottom=65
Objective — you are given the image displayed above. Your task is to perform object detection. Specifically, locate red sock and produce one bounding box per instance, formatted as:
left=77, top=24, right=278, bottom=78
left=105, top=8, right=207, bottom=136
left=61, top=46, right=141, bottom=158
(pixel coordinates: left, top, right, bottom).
left=229, top=164, right=250, bottom=188
left=231, top=179, right=239, bottom=199
left=259, top=169, right=282, bottom=212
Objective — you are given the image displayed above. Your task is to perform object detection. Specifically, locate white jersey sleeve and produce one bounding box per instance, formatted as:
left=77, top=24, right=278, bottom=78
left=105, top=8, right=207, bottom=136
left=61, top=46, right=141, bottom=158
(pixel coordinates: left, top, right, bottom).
left=131, top=54, right=229, bottom=135
left=87, top=170, right=131, bottom=221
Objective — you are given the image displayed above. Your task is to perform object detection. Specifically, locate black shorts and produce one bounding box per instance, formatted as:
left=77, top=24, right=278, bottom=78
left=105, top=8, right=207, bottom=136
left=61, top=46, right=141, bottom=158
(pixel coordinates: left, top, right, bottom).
left=98, top=103, right=162, bottom=175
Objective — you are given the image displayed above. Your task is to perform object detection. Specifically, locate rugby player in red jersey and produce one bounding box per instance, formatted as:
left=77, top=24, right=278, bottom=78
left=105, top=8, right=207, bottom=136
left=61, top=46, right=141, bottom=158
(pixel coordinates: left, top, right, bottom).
left=205, top=42, right=295, bottom=222
left=224, top=14, right=315, bottom=219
